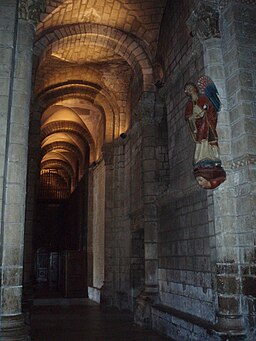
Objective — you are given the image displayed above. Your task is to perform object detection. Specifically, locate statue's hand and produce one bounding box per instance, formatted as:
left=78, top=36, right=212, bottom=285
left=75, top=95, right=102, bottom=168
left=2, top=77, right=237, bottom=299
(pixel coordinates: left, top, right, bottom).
left=193, top=104, right=205, bottom=118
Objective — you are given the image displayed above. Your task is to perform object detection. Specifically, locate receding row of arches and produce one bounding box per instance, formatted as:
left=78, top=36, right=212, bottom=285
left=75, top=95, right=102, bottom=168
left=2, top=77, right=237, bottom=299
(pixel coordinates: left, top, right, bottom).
left=23, top=0, right=165, bottom=301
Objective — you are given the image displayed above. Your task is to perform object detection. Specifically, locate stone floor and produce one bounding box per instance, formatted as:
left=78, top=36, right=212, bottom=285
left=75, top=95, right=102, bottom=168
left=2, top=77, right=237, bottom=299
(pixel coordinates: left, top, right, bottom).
left=30, top=298, right=173, bottom=341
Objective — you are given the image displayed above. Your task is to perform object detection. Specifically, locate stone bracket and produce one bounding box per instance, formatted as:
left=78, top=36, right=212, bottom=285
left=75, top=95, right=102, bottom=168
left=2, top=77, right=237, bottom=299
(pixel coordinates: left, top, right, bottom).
left=18, top=0, right=46, bottom=26
left=186, top=1, right=220, bottom=43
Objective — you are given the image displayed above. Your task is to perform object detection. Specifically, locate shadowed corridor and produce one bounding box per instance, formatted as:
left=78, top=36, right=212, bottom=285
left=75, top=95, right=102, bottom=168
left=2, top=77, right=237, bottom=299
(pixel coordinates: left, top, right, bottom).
left=30, top=299, right=173, bottom=341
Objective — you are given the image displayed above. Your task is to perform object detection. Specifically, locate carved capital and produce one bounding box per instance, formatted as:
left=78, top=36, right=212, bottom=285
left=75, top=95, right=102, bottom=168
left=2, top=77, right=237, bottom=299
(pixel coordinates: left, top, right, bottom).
left=187, top=2, right=220, bottom=42
left=220, top=0, right=256, bottom=9
left=18, top=0, right=46, bottom=26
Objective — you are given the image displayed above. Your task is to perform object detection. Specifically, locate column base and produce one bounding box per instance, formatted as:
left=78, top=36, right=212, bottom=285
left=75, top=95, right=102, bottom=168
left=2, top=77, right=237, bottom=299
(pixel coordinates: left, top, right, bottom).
left=134, top=290, right=159, bottom=328
left=22, top=284, right=34, bottom=326
left=0, top=314, right=30, bottom=341
left=214, top=313, right=247, bottom=340
left=100, top=281, right=113, bottom=308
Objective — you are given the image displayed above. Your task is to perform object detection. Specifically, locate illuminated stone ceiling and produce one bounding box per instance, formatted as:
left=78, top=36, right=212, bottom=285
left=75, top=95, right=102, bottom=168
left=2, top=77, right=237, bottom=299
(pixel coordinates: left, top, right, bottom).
left=34, top=0, right=167, bottom=195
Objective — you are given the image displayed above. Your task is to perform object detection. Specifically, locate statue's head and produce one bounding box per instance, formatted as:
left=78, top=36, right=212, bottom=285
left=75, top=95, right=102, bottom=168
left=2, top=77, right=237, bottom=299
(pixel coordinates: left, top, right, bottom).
left=184, top=82, right=198, bottom=97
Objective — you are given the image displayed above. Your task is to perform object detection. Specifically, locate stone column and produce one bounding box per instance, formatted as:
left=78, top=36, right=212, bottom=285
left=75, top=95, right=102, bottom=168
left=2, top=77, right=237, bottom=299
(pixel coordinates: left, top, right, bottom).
left=218, top=2, right=256, bottom=339
left=202, top=35, right=246, bottom=338
left=100, top=144, right=114, bottom=307
left=87, top=166, right=94, bottom=291
left=0, top=1, right=44, bottom=339
left=134, top=92, right=160, bottom=327
left=23, top=109, right=41, bottom=314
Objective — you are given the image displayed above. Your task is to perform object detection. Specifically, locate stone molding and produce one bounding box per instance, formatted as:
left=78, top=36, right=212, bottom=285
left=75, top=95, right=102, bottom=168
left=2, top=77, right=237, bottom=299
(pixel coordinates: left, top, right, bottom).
left=225, top=154, right=256, bottom=169
left=220, top=0, right=256, bottom=9
left=18, top=0, right=46, bottom=26
left=186, top=2, right=220, bottom=42
left=0, top=314, right=29, bottom=341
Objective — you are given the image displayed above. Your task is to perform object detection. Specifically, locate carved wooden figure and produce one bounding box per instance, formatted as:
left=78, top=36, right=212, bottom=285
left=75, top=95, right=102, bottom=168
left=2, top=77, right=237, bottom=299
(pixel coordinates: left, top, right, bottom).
left=184, top=76, right=226, bottom=189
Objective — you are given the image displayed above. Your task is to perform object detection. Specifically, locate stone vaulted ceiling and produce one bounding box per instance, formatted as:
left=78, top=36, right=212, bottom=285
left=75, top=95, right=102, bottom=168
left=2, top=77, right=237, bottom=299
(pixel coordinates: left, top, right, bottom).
left=34, top=0, right=167, bottom=197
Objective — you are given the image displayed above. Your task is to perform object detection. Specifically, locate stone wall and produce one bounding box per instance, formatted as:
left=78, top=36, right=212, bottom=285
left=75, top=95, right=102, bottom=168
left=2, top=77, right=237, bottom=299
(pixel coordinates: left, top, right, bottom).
left=102, top=123, right=142, bottom=310
left=158, top=190, right=214, bottom=320
left=158, top=0, right=203, bottom=191
left=149, top=1, right=256, bottom=340
left=219, top=2, right=256, bottom=339
left=152, top=0, right=219, bottom=339
left=101, top=92, right=169, bottom=312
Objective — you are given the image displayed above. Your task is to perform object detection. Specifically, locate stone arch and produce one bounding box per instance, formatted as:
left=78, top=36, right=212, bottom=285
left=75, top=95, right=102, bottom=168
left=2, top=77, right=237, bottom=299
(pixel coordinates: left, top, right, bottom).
left=41, top=150, right=78, bottom=184
left=41, top=140, right=84, bottom=166
left=34, top=23, right=154, bottom=92
left=41, top=107, right=96, bottom=162
left=38, top=81, right=120, bottom=143
left=41, top=158, right=75, bottom=187
left=36, top=0, right=166, bottom=59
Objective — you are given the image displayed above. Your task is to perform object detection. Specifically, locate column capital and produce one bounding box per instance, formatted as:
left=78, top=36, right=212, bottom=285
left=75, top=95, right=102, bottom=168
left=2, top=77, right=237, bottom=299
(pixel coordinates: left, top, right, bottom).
left=18, top=0, right=46, bottom=26
left=186, top=1, right=220, bottom=43
left=220, top=0, right=256, bottom=9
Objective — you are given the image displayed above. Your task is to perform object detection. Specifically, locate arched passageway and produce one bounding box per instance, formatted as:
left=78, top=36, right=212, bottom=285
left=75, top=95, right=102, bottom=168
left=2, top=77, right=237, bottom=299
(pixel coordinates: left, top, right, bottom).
left=0, top=1, right=255, bottom=341
left=24, top=0, right=166, bottom=304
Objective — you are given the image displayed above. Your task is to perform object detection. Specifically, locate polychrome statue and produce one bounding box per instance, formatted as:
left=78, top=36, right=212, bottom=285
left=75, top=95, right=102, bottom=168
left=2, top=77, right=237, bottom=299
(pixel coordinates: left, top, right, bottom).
left=184, top=76, right=226, bottom=189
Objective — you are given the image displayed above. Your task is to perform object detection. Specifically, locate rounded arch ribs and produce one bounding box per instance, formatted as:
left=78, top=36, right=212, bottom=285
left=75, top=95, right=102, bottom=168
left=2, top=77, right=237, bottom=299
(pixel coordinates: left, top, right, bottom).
left=41, top=140, right=84, bottom=164
left=37, top=82, right=120, bottom=142
left=41, top=159, right=75, bottom=182
left=41, top=120, right=92, bottom=144
left=34, top=23, right=154, bottom=91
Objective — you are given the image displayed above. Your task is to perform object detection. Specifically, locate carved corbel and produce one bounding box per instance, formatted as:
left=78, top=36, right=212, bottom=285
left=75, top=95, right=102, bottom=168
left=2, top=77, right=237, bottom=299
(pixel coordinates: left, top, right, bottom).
left=18, top=0, right=46, bottom=26
left=186, top=2, right=220, bottom=43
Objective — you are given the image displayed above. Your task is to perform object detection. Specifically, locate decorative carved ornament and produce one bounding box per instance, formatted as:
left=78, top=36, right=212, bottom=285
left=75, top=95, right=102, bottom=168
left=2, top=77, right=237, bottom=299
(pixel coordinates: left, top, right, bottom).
left=220, top=0, right=256, bottom=8
left=186, top=2, right=220, bottom=42
left=226, top=154, right=256, bottom=169
left=18, top=0, right=46, bottom=25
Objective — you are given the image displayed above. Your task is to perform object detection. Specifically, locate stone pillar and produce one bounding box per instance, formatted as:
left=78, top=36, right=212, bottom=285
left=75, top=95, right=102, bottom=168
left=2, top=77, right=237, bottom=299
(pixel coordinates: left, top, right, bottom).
left=23, top=110, right=41, bottom=314
left=0, top=0, right=44, bottom=339
left=219, top=2, right=256, bottom=339
left=100, top=144, right=114, bottom=307
left=134, top=92, right=160, bottom=327
left=87, top=166, right=94, bottom=290
left=202, top=35, right=246, bottom=338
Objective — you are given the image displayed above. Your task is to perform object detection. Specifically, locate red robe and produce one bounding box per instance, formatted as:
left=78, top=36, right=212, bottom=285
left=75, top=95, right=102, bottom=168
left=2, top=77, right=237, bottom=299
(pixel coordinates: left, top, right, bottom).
left=185, top=95, right=218, bottom=144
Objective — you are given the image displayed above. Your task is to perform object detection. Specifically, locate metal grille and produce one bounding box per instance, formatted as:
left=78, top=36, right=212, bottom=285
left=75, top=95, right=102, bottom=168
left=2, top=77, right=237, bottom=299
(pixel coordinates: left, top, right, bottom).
left=39, top=169, right=70, bottom=201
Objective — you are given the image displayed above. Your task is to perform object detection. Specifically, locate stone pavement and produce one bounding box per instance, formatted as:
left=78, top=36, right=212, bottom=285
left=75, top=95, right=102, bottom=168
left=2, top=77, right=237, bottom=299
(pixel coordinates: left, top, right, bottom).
left=30, top=299, right=173, bottom=341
